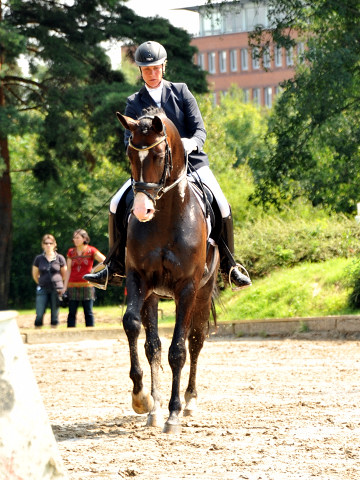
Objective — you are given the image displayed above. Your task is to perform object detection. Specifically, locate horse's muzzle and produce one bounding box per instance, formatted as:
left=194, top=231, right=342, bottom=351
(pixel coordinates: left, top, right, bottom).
left=132, top=192, right=155, bottom=222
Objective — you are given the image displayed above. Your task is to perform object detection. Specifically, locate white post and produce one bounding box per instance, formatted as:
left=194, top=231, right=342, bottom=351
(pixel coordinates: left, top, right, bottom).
left=0, top=311, right=68, bottom=479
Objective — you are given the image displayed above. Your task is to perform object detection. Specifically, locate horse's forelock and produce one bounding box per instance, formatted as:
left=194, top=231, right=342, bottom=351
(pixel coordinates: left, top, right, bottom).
left=139, top=117, right=153, bottom=136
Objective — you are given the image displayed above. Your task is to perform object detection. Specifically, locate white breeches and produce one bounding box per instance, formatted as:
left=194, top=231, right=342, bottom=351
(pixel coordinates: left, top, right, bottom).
left=109, top=166, right=230, bottom=218
left=196, top=166, right=230, bottom=218
left=109, top=178, right=132, bottom=214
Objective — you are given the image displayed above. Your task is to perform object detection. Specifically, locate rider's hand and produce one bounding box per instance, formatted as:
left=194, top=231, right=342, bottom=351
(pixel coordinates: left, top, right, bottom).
left=181, top=138, right=197, bottom=155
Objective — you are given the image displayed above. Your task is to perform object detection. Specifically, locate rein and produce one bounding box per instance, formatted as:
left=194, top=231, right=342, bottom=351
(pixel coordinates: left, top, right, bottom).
left=128, top=122, right=186, bottom=203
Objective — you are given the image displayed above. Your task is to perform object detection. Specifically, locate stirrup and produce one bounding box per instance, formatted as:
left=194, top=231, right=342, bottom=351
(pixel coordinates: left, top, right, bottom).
left=87, top=263, right=109, bottom=291
left=229, top=263, right=251, bottom=292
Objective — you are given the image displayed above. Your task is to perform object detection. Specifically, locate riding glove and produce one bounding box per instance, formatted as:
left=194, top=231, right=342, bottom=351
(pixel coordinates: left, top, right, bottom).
left=181, top=137, right=197, bottom=155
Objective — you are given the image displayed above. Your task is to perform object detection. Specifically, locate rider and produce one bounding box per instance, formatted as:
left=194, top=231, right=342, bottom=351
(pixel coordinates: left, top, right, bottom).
left=84, top=41, right=251, bottom=289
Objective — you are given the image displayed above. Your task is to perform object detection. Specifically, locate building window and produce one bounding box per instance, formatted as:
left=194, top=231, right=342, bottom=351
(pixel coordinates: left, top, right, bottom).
left=263, top=47, right=271, bottom=69
left=264, top=87, right=272, bottom=108
left=241, top=48, right=248, bottom=70
left=274, top=45, right=282, bottom=67
left=243, top=88, right=250, bottom=103
left=244, top=4, right=269, bottom=31
left=219, top=50, right=227, bottom=73
left=252, top=48, right=260, bottom=70
left=286, top=47, right=294, bottom=66
left=198, top=3, right=269, bottom=37
left=230, top=49, right=237, bottom=72
left=253, top=88, right=261, bottom=105
left=208, top=52, right=216, bottom=74
left=200, top=11, right=221, bottom=36
left=197, top=53, right=205, bottom=70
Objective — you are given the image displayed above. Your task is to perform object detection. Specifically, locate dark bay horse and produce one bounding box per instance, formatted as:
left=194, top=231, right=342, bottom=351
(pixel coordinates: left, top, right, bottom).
left=116, top=108, right=219, bottom=434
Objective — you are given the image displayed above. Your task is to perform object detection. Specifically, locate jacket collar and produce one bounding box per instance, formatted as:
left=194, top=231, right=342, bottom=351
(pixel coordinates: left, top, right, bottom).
left=139, top=79, right=172, bottom=108
left=161, top=80, right=171, bottom=106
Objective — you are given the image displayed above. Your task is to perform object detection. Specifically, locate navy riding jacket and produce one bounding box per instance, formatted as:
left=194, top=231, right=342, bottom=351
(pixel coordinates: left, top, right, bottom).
left=124, top=80, right=210, bottom=170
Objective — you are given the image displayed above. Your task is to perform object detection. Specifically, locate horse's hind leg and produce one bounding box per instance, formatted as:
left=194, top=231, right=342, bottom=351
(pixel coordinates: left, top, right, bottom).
left=142, top=294, right=163, bottom=427
left=184, top=289, right=213, bottom=416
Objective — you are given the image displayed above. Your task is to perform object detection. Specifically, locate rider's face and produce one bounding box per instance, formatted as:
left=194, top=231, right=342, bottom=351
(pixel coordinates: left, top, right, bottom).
left=141, top=65, right=163, bottom=89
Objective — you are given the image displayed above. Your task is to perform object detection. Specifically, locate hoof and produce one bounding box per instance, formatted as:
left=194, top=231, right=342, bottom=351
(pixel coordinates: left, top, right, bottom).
left=162, top=420, right=181, bottom=434
left=183, top=408, right=195, bottom=417
left=146, top=413, right=164, bottom=428
left=183, top=397, right=197, bottom=417
left=132, top=390, right=154, bottom=414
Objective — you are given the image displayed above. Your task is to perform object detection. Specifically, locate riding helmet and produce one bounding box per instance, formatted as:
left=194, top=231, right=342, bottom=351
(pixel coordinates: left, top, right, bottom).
left=135, top=41, right=167, bottom=66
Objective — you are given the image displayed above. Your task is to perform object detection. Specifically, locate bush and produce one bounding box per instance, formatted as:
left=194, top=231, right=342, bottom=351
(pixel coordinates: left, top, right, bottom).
left=234, top=203, right=360, bottom=278
left=345, top=258, right=360, bottom=308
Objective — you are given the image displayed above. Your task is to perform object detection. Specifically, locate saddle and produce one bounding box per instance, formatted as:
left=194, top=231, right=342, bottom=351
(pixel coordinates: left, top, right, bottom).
left=188, top=177, right=222, bottom=243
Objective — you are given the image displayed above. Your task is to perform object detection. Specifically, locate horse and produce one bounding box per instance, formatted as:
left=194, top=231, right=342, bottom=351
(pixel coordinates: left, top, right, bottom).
left=116, top=108, right=219, bottom=434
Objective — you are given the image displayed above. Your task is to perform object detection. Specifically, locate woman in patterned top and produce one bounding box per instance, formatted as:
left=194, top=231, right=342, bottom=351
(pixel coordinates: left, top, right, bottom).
left=63, top=229, right=105, bottom=328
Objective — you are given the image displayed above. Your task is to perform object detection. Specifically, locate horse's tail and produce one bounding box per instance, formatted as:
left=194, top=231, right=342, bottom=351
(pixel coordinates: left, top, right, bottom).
left=211, top=295, right=217, bottom=328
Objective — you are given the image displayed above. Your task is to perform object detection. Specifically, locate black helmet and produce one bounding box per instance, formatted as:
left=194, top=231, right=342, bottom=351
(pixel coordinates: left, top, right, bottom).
left=135, top=41, right=167, bottom=67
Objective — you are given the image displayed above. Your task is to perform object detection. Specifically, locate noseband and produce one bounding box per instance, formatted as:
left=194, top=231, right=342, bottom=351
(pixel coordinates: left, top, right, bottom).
left=128, top=120, right=186, bottom=203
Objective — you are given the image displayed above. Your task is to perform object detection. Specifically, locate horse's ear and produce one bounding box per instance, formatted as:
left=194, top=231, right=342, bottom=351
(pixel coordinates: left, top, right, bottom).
left=116, top=112, right=138, bottom=131
left=152, top=116, right=164, bottom=135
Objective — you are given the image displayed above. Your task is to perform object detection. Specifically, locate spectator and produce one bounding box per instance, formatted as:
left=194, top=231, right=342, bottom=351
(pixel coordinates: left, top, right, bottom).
left=32, top=234, right=67, bottom=328
left=63, top=229, right=106, bottom=327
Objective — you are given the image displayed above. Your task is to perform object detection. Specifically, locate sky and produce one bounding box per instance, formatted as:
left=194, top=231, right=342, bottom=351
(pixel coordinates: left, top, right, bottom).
left=125, top=0, right=204, bottom=35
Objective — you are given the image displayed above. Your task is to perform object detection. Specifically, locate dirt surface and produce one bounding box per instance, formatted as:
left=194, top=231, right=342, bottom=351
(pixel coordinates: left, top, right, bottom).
left=26, top=334, right=360, bottom=480
left=17, top=310, right=122, bottom=329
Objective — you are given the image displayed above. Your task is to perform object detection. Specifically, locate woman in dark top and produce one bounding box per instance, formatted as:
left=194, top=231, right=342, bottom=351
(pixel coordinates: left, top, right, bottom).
left=32, top=234, right=67, bottom=328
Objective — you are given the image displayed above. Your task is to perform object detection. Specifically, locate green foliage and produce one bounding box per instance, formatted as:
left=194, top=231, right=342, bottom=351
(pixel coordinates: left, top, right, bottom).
left=196, top=89, right=266, bottom=225
left=234, top=201, right=360, bottom=278
left=344, top=257, right=360, bottom=308
left=9, top=132, right=128, bottom=307
left=1, top=0, right=208, bottom=306
left=219, top=257, right=354, bottom=321
left=249, top=0, right=360, bottom=214
left=2, top=0, right=208, bottom=173
left=8, top=83, right=360, bottom=312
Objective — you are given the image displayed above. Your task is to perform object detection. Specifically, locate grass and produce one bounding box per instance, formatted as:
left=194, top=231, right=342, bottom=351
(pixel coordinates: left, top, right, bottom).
left=16, top=257, right=360, bottom=327
left=218, top=256, right=358, bottom=321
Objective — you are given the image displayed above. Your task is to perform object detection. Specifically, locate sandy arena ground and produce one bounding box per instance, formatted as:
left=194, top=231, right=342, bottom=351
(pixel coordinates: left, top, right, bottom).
left=26, top=334, right=360, bottom=480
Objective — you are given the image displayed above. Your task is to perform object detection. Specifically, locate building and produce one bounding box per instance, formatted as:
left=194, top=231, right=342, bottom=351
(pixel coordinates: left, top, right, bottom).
left=185, top=1, right=304, bottom=106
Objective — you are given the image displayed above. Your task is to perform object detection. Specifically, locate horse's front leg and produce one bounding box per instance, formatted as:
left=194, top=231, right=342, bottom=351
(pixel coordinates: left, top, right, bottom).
left=123, top=273, right=153, bottom=415
left=142, top=294, right=163, bottom=427
left=163, top=283, right=196, bottom=434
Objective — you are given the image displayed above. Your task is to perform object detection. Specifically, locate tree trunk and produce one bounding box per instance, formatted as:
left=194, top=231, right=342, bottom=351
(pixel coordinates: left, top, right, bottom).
left=0, top=7, right=12, bottom=308
left=0, top=136, right=12, bottom=309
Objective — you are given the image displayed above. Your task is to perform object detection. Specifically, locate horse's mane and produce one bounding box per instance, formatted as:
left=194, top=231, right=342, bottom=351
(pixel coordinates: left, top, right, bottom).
left=140, top=106, right=165, bottom=118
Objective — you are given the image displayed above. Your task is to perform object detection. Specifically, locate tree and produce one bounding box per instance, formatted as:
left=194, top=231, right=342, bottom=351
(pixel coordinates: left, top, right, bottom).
left=248, top=0, right=360, bottom=213
left=0, top=0, right=207, bottom=308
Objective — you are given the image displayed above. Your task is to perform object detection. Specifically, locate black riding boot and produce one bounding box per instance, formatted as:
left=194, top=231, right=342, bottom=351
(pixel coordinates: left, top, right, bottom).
left=84, top=212, right=125, bottom=289
left=219, top=213, right=251, bottom=290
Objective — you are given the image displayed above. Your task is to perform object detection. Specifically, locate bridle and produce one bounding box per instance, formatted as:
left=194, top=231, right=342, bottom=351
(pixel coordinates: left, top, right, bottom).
left=128, top=120, right=187, bottom=203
